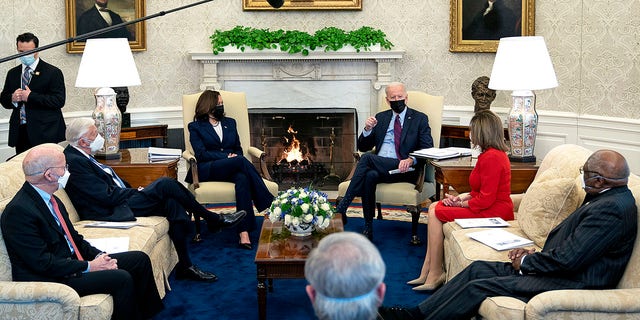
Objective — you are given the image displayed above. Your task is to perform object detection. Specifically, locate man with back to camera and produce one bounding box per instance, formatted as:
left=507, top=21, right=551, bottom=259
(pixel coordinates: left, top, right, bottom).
left=378, top=149, right=637, bottom=319
left=63, top=118, right=247, bottom=282
left=305, top=232, right=386, bottom=320
left=0, top=32, right=66, bottom=155
left=335, top=82, right=433, bottom=240
left=1, top=145, right=163, bottom=320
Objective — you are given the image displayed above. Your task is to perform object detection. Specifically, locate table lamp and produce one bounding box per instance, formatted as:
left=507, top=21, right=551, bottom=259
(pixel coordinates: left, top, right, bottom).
left=75, top=38, right=141, bottom=159
left=488, top=36, right=558, bottom=162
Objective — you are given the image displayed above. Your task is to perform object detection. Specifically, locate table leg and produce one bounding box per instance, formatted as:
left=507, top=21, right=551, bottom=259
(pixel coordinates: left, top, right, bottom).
left=257, top=278, right=267, bottom=320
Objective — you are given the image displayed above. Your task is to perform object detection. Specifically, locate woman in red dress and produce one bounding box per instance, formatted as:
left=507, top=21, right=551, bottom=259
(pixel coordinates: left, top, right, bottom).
left=408, top=110, right=513, bottom=290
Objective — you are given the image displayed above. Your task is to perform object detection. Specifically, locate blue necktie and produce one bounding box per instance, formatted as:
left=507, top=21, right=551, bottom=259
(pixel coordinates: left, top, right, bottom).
left=19, top=66, right=32, bottom=124
left=90, top=157, right=126, bottom=188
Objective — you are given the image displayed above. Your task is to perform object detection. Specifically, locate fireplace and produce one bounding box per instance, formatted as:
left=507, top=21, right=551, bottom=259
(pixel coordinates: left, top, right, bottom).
left=249, top=108, right=357, bottom=190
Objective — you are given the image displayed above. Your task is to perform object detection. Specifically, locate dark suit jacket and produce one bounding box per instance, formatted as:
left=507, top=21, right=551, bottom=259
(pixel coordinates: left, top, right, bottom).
left=77, top=6, right=132, bottom=40
left=1, top=183, right=101, bottom=281
left=185, top=117, right=244, bottom=183
left=521, top=186, right=637, bottom=289
left=64, top=145, right=137, bottom=221
left=357, top=107, right=433, bottom=159
left=0, top=59, right=66, bottom=147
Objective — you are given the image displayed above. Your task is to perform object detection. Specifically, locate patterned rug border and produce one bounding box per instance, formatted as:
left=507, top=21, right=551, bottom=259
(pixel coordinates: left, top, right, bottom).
left=206, top=201, right=429, bottom=224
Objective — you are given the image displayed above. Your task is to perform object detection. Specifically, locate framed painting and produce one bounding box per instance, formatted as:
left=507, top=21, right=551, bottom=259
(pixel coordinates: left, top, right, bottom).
left=450, top=0, right=535, bottom=53
left=243, top=0, right=362, bottom=11
left=65, top=0, right=146, bottom=53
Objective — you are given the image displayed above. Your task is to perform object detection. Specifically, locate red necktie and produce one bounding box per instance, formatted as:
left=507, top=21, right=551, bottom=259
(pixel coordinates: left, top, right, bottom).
left=50, top=197, right=84, bottom=261
left=394, top=115, right=402, bottom=159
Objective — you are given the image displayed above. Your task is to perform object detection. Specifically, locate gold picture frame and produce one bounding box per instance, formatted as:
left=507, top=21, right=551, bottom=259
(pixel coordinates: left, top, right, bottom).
left=243, top=0, right=362, bottom=11
left=450, top=0, right=535, bottom=53
left=65, top=0, right=146, bottom=53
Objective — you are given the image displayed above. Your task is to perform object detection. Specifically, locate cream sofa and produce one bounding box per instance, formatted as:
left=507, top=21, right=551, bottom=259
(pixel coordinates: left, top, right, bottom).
left=441, top=144, right=640, bottom=319
left=0, top=143, right=178, bottom=320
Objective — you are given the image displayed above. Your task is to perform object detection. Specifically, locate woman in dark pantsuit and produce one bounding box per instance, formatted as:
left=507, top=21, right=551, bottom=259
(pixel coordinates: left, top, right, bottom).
left=186, top=90, right=274, bottom=250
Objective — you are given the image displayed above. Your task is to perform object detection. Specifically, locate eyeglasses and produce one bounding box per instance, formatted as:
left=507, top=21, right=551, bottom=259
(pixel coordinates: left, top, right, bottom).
left=26, top=164, right=68, bottom=176
left=579, top=166, right=602, bottom=177
left=579, top=166, right=626, bottom=181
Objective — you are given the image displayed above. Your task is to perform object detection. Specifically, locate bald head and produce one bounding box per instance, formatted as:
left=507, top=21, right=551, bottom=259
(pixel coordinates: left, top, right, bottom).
left=582, top=150, right=629, bottom=193
left=23, top=145, right=66, bottom=193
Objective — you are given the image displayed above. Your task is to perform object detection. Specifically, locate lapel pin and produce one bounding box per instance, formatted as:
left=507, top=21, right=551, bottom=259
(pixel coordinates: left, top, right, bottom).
left=35, top=72, right=40, bottom=76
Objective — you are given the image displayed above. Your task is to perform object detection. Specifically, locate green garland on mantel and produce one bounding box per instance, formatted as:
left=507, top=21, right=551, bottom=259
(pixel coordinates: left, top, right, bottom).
left=210, top=26, right=394, bottom=56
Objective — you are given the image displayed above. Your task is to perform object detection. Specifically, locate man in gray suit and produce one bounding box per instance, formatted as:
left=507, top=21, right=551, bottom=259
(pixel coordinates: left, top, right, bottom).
left=379, top=149, right=637, bottom=320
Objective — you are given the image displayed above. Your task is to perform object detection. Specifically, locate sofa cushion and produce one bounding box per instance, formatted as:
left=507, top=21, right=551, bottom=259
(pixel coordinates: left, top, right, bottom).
left=478, top=296, right=526, bottom=320
left=516, top=169, right=585, bottom=247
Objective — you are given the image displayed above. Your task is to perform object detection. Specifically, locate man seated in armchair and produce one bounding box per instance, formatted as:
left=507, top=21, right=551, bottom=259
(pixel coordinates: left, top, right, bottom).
left=379, top=149, right=637, bottom=320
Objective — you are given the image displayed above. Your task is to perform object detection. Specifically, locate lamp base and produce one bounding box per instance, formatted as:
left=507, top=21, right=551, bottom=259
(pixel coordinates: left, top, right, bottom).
left=95, top=152, right=122, bottom=160
left=509, top=155, right=536, bottom=163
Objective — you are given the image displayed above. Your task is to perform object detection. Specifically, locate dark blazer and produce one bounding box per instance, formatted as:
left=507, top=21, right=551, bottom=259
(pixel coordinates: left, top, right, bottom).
left=64, top=145, right=137, bottom=221
left=77, top=6, right=132, bottom=40
left=185, top=117, right=243, bottom=183
left=357, top=107, right=433, bottom=158
left=1, top=183, right=101, bottom=281
left=0, top=59, right=66, bottom=148
left=521, top=185, right=637, bottom=288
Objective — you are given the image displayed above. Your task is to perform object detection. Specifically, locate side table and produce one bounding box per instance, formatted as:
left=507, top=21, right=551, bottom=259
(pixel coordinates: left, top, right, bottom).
left=97, top=148, right=179, bottom=188
left=120, top=124, right=168, bottom=147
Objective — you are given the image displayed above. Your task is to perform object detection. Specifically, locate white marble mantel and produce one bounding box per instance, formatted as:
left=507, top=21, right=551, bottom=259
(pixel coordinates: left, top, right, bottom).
left=189, top=50, right=404, bottom=129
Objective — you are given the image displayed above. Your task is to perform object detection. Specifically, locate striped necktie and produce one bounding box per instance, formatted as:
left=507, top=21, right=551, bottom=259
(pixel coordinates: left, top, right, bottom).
left=90, top=157, right=126, bottom=188
left=50, top=197, right=84, bottom=261
left=19, top=66, right=32, bottom=124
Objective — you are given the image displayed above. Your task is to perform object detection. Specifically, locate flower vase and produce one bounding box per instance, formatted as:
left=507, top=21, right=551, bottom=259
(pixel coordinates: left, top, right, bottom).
left=286, top=222, right=314, bottom=237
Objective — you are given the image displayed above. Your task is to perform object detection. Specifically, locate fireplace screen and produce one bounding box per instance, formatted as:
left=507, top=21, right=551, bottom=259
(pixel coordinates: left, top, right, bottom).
left=249, top=108, right=357, bottom=190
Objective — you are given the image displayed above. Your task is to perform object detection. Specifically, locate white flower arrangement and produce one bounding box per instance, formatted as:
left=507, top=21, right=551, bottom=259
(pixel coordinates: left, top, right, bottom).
left=268, top=187, right=334, bottom=235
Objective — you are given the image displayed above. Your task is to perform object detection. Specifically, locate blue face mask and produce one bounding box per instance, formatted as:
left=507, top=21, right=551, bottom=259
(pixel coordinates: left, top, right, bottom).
left=19, top=54, right=36, bottom=66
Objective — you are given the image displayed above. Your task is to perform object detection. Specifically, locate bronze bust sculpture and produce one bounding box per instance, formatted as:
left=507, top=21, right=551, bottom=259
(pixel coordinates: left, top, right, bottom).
left=471, top=76, right=496, bottom=113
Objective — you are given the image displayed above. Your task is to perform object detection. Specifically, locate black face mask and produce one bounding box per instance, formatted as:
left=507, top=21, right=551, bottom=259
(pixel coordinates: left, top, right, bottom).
left=212, top=105, right=225, bottom=120
left=389, top=100, right=406, bottom=114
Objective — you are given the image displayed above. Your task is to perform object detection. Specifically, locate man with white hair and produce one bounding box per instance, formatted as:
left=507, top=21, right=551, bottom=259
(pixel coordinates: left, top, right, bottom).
left=305, top=232, right=386, bottom=320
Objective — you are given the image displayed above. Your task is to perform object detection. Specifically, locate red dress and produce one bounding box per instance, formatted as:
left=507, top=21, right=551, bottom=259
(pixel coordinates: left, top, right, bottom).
left=434, top=147, right=514, bottom=222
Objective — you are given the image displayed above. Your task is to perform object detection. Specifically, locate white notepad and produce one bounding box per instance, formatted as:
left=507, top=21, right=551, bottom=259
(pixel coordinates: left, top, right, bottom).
left=455, top=217, right=511, bottom=228
left=467, top=229, right=533, bottom=251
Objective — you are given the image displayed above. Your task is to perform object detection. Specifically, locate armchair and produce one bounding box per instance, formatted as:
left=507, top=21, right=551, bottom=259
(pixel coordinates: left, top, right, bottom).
left=181, top=91, right=279, bottom=240
left=337, top=90, right=444, bottom=245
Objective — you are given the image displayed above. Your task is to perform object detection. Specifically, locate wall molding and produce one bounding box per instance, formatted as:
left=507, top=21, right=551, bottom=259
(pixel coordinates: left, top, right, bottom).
left=2, top=106, right=640, bottom=174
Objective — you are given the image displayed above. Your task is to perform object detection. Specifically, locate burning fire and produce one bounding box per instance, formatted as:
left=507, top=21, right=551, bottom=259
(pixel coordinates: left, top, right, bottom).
left=282, top=125, right=305, bottom=162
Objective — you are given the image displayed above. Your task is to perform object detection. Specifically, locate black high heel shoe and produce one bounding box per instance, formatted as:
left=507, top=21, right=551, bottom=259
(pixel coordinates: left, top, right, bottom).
left=238, top=242, right=252, bottom=250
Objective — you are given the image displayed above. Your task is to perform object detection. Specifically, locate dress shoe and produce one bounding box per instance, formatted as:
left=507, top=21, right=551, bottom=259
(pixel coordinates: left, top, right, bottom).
left=413, top=273, right=445, bottom=291
left=377, top=306, right=420, bottom=320
left=406, top=275, right=427, bottom=285
left=238, top=242, right=252, bottom=250
left=207, top=210, right=247, bottom=233
left=175, top=265, right=218, bottom=282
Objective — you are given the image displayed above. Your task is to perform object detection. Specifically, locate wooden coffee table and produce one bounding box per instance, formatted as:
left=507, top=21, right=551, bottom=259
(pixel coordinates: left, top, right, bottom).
left=97, top=148, right=179, bottom=188
left=429, top=156, right=539, bottom=199
left=255, top=215, right=344, bottom=320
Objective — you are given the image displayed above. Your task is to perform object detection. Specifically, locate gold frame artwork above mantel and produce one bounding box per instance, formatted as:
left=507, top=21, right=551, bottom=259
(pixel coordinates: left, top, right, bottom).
left=450, top=0, right=535, bottom=53
left=243, top=0, right=362, bottom=11
left=65, top=0, right=146, bottom=53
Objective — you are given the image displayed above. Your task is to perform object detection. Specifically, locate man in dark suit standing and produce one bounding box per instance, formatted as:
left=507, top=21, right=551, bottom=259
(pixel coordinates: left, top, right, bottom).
left=335, top=82, right=433, bottom=240
left=379, top=150, right=637, bottom=320
left=63, top=118, right=247, bottom=282
left=0, top=32, right=66, bottom=155
left=77, top=0, right=133, bottom=40
left=1, top=145, right=163, bottom=320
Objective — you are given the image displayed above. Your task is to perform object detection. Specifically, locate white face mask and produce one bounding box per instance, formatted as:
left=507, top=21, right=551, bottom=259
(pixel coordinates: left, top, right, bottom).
left=88, top=134, right=105, bottom=153
left=56, top=170, right=70, bottom=189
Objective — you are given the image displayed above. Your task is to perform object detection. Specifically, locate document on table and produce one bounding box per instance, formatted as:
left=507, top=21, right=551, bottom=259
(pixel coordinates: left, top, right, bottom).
left=467, top=229, right=533, bottom=251
left=411, top=147, right=472, bottom=160
left=84, top=221, right=139, bottom=229
left=455, top=217, right=511, bottom=228
left=148, top=147, right=182, bottom=160
left=85, top=237, right=130, bottom=253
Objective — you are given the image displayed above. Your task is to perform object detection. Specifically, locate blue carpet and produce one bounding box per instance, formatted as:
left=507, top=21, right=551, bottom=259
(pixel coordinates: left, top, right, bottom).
left=153, top=216, right=431, bottom=319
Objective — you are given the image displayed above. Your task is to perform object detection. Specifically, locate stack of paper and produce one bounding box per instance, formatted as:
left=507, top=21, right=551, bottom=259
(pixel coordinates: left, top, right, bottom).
left=455, top=217, right=511, bottom=228
left=85, top=221, right=139, bottom=229
left=467, top=229, right=533, bottom=251
left=148, top=147, right=182, bottom=161
left=411, top=147, right=472, bottom=160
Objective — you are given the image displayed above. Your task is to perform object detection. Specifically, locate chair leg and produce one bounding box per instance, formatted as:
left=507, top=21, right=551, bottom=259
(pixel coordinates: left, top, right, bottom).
left=376, top=203, right=384, bottom=220
left=407, top=205, right=422, bottom=246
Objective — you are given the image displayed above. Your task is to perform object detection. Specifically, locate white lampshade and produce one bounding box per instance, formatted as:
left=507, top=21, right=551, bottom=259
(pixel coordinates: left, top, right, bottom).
left=488, top=36, right=558, bottom=91
left=75, top=38, right=141, bottom=88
